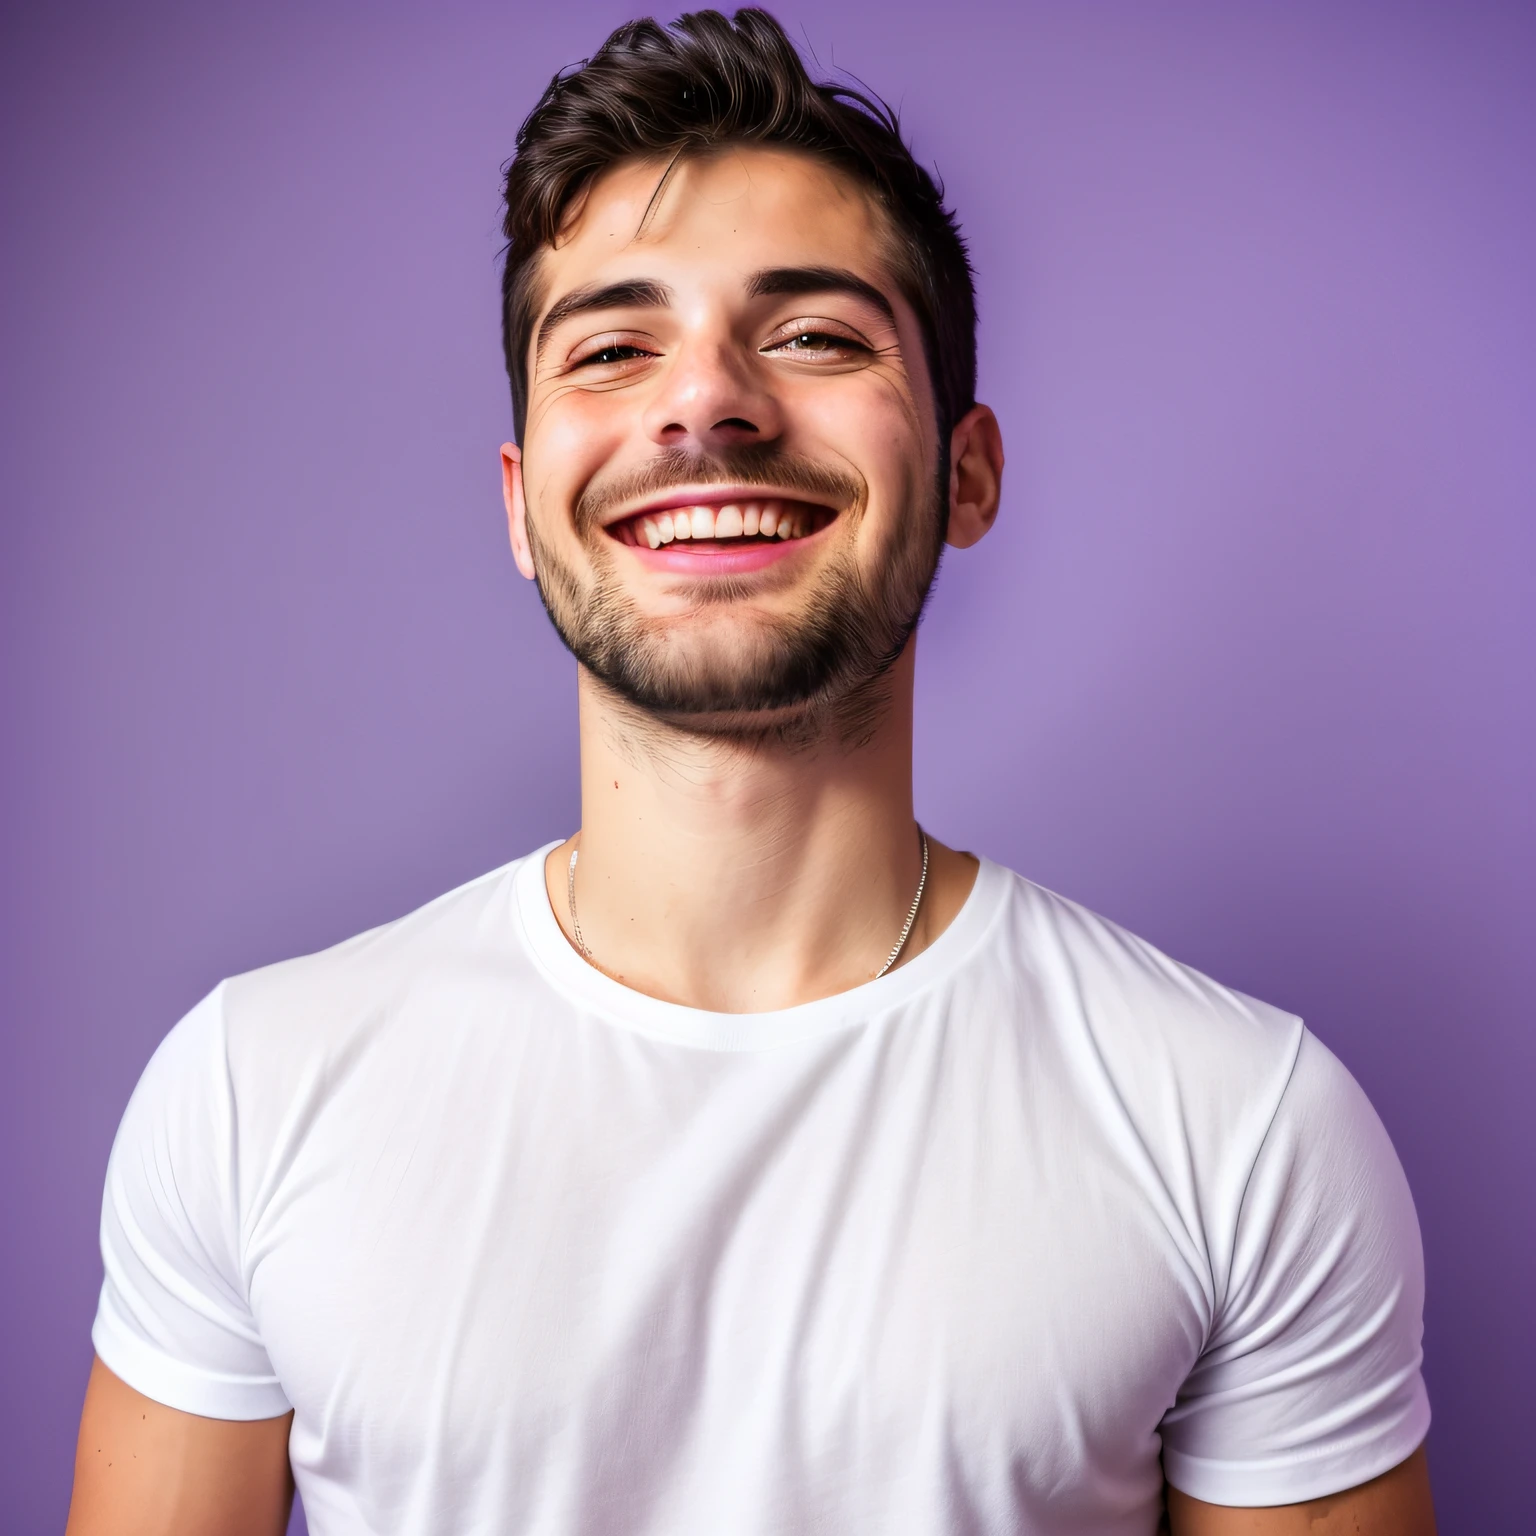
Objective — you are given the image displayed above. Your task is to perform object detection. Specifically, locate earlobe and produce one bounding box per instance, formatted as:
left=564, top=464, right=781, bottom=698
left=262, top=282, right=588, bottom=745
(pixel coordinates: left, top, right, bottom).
left=501, top=443, right=538, bottom=581
left=945, top=405, right=1005, bottom=550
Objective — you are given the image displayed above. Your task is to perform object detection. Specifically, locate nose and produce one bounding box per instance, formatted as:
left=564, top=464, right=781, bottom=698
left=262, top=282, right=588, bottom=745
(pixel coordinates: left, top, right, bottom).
left=640, top=335, right=784, bottom=453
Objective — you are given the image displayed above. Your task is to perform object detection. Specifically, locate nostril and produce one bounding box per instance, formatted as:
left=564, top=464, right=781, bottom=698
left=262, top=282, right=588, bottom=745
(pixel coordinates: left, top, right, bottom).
left=713, top=417, right=759, bottom=433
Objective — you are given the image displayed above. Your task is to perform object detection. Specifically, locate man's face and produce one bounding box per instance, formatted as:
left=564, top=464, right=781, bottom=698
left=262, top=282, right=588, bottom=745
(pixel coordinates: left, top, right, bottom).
left=509, top=146, right=946, bottom=739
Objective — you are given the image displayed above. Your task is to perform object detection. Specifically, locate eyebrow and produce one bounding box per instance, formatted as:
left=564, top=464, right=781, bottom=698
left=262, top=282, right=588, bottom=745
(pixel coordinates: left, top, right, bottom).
left=747, top=266, right=896, bottom=323
left=532, top=265, right=898, bottom=365
left=534, top=278, right=674, bottom=362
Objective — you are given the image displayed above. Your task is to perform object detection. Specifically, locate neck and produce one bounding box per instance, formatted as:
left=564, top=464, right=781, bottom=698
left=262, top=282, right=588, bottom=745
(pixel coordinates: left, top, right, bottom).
left=544, top=642, right=974, bottom=1012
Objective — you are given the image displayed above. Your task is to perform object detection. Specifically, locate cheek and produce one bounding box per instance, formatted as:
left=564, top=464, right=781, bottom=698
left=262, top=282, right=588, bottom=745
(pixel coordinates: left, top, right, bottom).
left=525, top=389, right=632, bottom=527
left=790, top=356, right=924, bottom=444
left=789, top=376, right=928, bottom=511
left=536, top=387, right=630, bottom=464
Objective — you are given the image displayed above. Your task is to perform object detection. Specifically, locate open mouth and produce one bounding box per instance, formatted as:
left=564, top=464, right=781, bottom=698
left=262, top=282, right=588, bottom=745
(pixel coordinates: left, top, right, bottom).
left=607, top=497, right=836, bottom=551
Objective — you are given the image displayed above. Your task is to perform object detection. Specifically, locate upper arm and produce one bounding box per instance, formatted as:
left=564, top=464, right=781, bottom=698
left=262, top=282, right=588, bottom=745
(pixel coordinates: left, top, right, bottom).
left=79, top=991, right=297, bottom=1531
left=66, top=1357, right=293, bottom=1536
left=1167, top=1444, right=1435, bottom=1534
left=93, top=988, right=291, bottom=1419
left=1161, top=1030, right=1430, bottom=1506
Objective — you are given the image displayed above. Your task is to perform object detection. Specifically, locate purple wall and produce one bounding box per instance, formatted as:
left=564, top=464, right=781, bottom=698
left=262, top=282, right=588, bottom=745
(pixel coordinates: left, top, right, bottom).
left=3, top=3, right=1531, bottom=1530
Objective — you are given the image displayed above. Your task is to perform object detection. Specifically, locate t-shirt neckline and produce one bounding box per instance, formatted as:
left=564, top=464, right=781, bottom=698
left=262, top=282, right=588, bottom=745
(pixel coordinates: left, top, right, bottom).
left=512, top=840, right=1009, bottom=1052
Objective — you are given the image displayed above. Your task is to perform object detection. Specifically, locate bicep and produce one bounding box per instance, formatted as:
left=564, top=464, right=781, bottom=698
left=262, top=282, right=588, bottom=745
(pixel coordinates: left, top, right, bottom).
left=66, top=1357, right=294, bottom=1536
left=1162, top=1032, right=1430, bottom=1507
left=1167, top=1444, right=1436, bottom=1535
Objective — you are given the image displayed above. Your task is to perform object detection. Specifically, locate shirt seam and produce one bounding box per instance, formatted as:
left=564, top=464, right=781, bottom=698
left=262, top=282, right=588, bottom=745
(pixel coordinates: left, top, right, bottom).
left=1210, top=1019, right=1308, bottom=1334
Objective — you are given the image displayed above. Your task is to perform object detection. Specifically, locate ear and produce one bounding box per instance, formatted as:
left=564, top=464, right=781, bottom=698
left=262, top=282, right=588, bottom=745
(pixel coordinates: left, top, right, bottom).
left=500, top=442, right=538, bottom=580
left=945, top=404, right=1004, bottom=550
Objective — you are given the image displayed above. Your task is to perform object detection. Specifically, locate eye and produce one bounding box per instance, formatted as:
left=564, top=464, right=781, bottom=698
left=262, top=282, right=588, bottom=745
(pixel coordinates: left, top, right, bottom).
left=574, top=341, right=651, bottom=368
left=769, top=328, right=870, bottom=357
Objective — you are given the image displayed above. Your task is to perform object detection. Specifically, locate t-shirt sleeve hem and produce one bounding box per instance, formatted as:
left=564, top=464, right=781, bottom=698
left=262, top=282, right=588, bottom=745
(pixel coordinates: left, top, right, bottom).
left=1162, top=1387, right=1430, bottom=1508
left=92, top=1312, right=293, bottom=1422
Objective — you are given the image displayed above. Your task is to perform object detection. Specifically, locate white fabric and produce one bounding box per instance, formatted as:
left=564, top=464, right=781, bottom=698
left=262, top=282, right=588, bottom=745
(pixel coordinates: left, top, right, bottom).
left=94, top=847, right=1429, bottom=1533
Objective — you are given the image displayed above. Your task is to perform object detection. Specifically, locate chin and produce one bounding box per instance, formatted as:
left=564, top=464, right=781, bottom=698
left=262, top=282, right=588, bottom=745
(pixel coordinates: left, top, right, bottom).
left=589, top=621, right=902, bottom=748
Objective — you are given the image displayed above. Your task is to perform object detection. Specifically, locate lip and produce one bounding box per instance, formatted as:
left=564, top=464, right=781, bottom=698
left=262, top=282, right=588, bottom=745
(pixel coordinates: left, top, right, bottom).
left=624, top=531, right=825, bottom=575
left=601, top=484, right=840, bottom=571
left=600, top=485, right=840, bottom=528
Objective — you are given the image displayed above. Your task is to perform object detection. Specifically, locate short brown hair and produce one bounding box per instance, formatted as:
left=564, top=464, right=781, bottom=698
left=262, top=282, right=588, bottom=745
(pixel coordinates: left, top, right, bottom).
left=500, top=7, right=976, bottom=444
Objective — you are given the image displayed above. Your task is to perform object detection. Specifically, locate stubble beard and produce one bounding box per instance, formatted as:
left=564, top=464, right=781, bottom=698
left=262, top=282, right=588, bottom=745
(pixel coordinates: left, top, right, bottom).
left=525, top=446, right=947, bottom=747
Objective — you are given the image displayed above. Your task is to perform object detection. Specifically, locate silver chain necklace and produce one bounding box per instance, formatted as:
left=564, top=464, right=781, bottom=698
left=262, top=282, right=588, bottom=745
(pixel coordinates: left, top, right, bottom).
left=566, top=826, right=931, bottom=981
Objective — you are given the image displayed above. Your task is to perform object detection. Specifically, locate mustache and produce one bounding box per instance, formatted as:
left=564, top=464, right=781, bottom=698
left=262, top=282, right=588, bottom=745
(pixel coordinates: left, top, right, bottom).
left=573, top=446, right=864, bottom=533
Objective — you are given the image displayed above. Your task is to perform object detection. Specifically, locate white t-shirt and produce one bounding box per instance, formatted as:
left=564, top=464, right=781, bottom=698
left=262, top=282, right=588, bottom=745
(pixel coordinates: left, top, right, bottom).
left=94, top=848, right=1429, bottom=1534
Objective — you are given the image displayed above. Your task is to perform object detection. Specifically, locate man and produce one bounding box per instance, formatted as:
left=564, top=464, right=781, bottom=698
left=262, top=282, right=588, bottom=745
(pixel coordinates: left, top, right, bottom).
left=67, top=10, right=1434, bottom=1534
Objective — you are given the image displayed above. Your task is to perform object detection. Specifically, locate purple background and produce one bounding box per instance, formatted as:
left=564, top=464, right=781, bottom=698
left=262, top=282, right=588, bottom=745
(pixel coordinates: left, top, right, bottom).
left=3, top=2, right=1531, bottom=1530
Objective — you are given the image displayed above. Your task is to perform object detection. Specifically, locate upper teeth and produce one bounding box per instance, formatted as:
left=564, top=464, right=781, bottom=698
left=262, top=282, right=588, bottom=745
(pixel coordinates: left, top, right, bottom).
left=619, top=499, right=817, bottom=550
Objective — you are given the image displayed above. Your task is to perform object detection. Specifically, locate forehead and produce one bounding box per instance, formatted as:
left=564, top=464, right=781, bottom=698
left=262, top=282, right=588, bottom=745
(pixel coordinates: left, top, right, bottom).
left=539, top=146, right=900, bottom=301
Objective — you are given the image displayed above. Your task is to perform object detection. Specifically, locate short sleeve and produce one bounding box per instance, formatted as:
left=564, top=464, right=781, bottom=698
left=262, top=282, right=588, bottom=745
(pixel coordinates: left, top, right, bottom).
left=92, top=985, right=292, bottom=1420
left=1160, top=1028, right=1430, bottom=1506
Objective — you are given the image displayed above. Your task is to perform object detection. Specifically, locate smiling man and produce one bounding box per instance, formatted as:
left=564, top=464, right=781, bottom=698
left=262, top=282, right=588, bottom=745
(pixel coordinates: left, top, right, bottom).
left=68, top=11, right=1435, bottom=1535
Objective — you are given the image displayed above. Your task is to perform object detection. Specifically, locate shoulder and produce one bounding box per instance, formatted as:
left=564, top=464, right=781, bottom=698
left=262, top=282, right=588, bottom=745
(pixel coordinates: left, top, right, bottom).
left=217, top=851, right=539, bottom=1089
left=991, top=865, right=1305, bottom=1105
left=979, top=867, right=1329, bottom=1255
left=987, top=869, right=1419, bottom=1337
